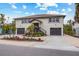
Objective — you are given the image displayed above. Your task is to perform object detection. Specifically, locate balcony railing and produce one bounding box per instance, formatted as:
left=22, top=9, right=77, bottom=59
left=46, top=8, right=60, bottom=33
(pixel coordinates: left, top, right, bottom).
left=39, top=27, right=47, bottom=35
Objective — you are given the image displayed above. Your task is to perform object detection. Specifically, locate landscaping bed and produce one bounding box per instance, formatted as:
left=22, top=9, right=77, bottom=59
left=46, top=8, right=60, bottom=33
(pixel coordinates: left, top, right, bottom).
left=1, top=36, right=44, bottom=42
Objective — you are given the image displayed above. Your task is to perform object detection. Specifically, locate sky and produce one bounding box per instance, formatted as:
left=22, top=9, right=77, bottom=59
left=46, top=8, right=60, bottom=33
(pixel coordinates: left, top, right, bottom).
left=0, top=3, right=75, bottom=23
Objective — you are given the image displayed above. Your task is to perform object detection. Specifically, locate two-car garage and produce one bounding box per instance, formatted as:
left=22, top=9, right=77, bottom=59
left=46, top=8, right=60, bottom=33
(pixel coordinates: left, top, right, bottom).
left=50, top=28, right=61, bottom=35
left=16, top=28, right=62, bottom=36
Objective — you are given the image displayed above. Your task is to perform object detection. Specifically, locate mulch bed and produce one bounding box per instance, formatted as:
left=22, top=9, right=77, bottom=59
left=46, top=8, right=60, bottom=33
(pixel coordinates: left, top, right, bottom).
left=73, top=36, right=79, bottom=38
left=1, top=36, right=43, bottom=42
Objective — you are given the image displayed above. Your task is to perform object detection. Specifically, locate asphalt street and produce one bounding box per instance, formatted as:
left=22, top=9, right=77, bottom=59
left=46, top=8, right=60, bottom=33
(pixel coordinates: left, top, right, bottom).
left=0, top=44, right=79, bottom=56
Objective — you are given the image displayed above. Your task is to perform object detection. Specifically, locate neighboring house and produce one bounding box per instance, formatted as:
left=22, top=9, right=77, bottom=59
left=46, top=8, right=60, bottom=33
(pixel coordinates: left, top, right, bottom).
left=0, top=21, right=3, bottom=34
left=14, top=14, right=65, bottom=36
left=0, top=14, right=5, bottom=35
left=72, top=22, right=79, bottom=36
left=0, top=19, right=4, bottom=35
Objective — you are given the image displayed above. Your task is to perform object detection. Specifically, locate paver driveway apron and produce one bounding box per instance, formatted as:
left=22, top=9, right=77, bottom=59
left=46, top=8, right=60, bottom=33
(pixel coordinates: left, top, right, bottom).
left=64, top=35, right=79, bottom=48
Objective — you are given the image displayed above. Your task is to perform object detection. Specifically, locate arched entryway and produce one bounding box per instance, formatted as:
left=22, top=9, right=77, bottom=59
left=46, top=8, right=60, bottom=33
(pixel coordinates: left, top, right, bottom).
left=31, top=19, right=42, bottom=32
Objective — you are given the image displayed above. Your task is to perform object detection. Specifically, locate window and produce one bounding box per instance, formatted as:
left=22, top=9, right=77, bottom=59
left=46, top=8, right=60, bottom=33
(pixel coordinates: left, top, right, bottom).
left=22, top=19, right=30, bottom=23
left=49, top=18, right=51, bottom=22
left=56, top=17, right=59, bottom=22
left=52, top=18, right=56, bottom=22
left=49, top=17, right=59, bottom=23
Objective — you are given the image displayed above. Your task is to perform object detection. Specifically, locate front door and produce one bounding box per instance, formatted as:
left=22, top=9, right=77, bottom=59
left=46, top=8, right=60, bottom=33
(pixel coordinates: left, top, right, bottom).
left=34, top=23, right=39, bottom=27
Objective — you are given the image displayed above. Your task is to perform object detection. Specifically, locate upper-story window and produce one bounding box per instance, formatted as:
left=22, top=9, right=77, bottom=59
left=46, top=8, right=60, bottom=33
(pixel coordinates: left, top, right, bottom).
left=49, top=17, right=60, bottom=23
left=22, top=19, right=30, bottom=23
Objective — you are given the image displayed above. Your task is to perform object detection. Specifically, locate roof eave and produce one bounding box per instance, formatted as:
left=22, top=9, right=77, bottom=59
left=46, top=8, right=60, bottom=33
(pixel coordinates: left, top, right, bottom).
left=14, top=14, right=66, bottom=20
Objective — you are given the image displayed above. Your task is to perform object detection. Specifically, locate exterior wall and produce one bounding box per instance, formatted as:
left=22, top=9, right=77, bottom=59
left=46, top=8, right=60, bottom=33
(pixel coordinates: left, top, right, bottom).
left=0, top=21, right=3, bottom=34
left=37, top=17, right=63, bottom=36
left=15, top=17, right=64, bottom=36
left=75, top=28, right=79, bottom=36
left=15, top=20, right=31, bottom=34
left=0, top=28, right=2, bottom=34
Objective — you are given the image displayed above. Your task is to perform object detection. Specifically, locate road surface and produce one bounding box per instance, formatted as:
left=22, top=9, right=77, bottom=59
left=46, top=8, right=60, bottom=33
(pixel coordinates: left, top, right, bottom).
left=0, top=44, right=79, bottom=56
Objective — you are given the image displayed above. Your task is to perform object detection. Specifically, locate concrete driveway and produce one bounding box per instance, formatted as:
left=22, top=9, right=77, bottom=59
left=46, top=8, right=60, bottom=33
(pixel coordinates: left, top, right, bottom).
left=34, top=36, right=79, bottom=51
left=0, top=35, right=79, bottom=51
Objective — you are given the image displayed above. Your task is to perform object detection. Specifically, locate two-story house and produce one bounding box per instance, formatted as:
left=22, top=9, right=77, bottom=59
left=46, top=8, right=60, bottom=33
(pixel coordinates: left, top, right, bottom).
left=14, top=14, right=65, bottom=36
left=72, top=22, right=79, bottom=36
left=0, top=21, right=3, bottom=34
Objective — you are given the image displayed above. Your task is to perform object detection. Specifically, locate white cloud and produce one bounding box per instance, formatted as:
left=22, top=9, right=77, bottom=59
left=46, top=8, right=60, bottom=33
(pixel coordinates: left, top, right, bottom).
left=9, top=3, right=17, bottom=9
left=68, top=3, right=73, bottom=5
left=23, top=5, right=27, bottom=9
left=11, top=4, right=17, bottom=9
left=62, top=9, right=66, bottom=12
left=35, top=3, right=41, bottom=8
left=47, top=10, right=67, bottom=15
left=61, top=13, right=67, bottom=15
left=9, top=3, right=16, bottom=5
left=35, top=3, right=58, bottom=10
left=25, top=12, right=29, bottom=14
left=68, top=8, right=72, bottom=12
left=31, top=13, right=35, bottom=15
left=42, top=3, right=58, bottom=7
left=14, top=11, right=22, bottom=13
left=40, top=7, right=47, bottom=10
left=47, top=10, right=59, bottom=14
left=10, top=14, right=24, bottom=18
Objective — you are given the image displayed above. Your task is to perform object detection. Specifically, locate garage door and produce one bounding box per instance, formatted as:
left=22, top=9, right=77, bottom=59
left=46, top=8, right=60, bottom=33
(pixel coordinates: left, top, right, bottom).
left=50, top=28, right=61, bottom=35
left=17, top=28, right=25, bottom=34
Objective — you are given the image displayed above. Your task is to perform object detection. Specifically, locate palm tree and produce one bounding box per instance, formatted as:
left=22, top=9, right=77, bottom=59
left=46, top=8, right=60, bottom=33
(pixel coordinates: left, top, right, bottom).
left=67, top=20, right=73, bottom=32
left=67, top=20, right=72, bottom=24
left=0, top=14, right=5, bottom=24
left=75, top=3, right=79, bottom=23
left=11, top=20, right=16, bottom=34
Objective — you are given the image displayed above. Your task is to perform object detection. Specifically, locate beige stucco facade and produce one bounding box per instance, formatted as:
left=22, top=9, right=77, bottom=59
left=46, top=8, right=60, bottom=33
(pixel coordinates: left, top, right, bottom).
left=15, top=17, right=64, bottom=36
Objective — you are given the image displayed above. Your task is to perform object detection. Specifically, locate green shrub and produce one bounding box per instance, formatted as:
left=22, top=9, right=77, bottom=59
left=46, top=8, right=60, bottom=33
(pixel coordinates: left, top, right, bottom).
left=26, top=24, right=45, bottom=37
left=64, top=24, right=74, bottom=36
left=33, top=32, right=44, bottom=37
